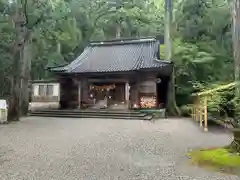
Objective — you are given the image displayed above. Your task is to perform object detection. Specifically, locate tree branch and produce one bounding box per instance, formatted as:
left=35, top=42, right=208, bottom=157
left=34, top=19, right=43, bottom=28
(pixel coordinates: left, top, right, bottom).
left=32, top=15, right=44, bottom=28
left=26, top=13, right=45, bottom=30
left=94, top=10, right=116, bottom=26
left=22, top=0, right=29, bottom=26
left=25, top=0, right=48, bottom=29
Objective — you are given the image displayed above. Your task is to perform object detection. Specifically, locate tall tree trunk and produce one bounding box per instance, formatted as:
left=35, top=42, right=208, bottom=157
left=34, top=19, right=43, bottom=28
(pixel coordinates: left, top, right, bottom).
left=232, top=0, right=240, bottom=120
left=8, top=47, right=22, bottom=121
left=165, top=0, right=179, bottom=116
left=229, top=0, right=240, bottom=152
left=8, top=8, right=25, bottom=121
left=20, top=38, right=32, bottom=116
left=233, top=0, right=240, bottom=99
left=8, top=1, right=44, bottom=120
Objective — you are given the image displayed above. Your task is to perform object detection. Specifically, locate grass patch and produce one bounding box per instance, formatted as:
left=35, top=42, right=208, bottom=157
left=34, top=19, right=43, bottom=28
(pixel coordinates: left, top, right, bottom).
left=187, top=148, right=240, bottom=175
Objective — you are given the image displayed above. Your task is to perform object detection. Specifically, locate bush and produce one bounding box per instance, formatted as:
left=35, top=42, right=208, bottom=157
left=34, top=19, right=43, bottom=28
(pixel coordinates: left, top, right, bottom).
left=180, top=105, right=192, bottom=117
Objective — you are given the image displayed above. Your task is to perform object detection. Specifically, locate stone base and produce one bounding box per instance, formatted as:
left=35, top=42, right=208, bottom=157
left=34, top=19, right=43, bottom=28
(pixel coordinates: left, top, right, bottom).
left=0, top=109, right=8, bottom=124
left=29, top=102, right=59, bottom=111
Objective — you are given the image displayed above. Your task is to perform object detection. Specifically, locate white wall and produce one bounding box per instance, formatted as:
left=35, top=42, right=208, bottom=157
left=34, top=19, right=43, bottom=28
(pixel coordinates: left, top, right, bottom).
left=33, top=85, right=39, bottom=96
left=32, top=83, right=60, bottom=97
left=30, top=82, right=60, bottom=109
left=53, top=83, right=59, bottom=96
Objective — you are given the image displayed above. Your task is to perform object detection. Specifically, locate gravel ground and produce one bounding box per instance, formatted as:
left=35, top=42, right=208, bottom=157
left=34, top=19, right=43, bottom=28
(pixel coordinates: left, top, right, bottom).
left=0, top=117, right=239, bottom=180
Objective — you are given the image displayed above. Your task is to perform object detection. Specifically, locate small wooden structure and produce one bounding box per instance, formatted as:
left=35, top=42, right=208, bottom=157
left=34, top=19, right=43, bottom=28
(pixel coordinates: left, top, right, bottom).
left=31, top=79, right=60, bottom=102
left=192, top=82, right=238, bottom=132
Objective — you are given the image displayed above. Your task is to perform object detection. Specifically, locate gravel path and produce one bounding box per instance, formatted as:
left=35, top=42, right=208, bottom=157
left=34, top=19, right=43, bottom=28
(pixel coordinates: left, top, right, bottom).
left=0, top=117, right=239, bottom=180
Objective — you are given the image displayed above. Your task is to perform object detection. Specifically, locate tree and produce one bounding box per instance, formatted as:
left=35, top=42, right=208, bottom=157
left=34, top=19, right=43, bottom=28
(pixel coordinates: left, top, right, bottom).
left=232, top=0, right=240, bottom=107
left=165, top=0, right=180, bottom=116
left=6, top=0, right=70, bottom=120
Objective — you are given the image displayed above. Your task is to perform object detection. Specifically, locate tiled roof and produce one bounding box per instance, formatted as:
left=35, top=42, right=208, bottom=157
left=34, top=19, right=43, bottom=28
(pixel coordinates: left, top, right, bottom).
left=51, top=37, right=172, bottom=73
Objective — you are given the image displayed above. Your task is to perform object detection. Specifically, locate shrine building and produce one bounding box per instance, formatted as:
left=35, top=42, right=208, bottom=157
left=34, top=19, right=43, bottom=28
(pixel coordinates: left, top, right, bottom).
left=47, top=37, right=173, bottom=110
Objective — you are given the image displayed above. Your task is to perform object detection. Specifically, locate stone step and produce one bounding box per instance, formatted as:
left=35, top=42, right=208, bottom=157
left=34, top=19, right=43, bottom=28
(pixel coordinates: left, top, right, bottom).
left=31, top=109, right=142, bottom=115
left=30, top=111, right=147, bottom=118
left=29, top=113, right=153, bottom=120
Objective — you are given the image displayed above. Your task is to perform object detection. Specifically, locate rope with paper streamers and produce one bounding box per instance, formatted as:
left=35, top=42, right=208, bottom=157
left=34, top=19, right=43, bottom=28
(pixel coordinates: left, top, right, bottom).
left=90, top=84, right=116, bottom=91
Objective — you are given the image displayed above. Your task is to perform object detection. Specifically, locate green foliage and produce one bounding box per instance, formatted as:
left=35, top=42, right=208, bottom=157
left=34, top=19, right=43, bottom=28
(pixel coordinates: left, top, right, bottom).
left=188, top=148, right=240, bottom=175
left=172, top=0, right=233, bottom=112
left=179, top=104, right=192, bottom=116
left=195, top=83, right=235, bottom=118
left=159, top=44, right=165, bottom=59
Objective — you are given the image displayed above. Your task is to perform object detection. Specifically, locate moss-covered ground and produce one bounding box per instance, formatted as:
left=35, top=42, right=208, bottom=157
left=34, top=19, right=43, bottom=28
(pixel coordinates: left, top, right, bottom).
left=187, top=148, right=240, bottom=175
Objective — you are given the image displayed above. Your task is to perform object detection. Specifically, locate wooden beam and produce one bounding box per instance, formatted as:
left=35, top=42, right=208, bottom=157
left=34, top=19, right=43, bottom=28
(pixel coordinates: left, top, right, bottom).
left=78, top=80, right=81, bottom=109
left=125, top=82, right=130, bottom=109
left=193, top=82, right=239, bottom=97
left=88, top=78, right=128, bottom=83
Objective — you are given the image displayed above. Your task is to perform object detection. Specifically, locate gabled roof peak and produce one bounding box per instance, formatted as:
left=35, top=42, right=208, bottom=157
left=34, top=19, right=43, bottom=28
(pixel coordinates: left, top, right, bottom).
left=90, top=36, right=157, bottom=46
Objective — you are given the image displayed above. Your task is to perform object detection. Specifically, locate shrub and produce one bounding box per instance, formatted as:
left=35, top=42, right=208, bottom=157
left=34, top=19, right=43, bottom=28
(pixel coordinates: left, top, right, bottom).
left=180, top=105, right=192, bottom=116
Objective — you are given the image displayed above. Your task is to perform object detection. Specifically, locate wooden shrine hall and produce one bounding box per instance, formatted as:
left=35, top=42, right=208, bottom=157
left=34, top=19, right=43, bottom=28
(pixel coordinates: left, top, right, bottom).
left=50, top=37, right=173, bottom=110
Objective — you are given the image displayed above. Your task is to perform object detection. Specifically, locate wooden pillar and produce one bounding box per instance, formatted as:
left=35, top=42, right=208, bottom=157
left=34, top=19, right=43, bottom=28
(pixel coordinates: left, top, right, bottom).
left=195, top=102, right=199, bottom=121
left=78, top=80, right=81, bottom=109
left=195, top=98, right=198, bottom=121
left=105, top=89, right=109, bottom=107
left=193, top=98, right=196, bottom=121
left=136, top=78, right=140, bottom=107
left=198, top=97, right=202, bottom=128
left=194, top=103, right=197, bottom=121
left=125, top=82, right=130, bottom=108
left=193, top=103, right=195, bottom=121
left=81, top=78, right=88, bottom=103
left=58, top=83, right=60, bottom=102
left=204, top=97, right=208, bottom=132
left=192, top=104, right=194, bottom=120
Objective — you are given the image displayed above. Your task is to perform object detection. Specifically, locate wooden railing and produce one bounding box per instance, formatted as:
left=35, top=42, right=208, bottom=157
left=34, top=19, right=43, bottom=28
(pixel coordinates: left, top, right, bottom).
left=192, top=95, right=208, bottom=131
left=191, top=82, right=238, bottom=132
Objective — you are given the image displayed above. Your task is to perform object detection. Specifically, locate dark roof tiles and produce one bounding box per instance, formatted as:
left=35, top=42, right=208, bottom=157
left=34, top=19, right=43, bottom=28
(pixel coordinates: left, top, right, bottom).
left=52, top=37, right=171, bottom=73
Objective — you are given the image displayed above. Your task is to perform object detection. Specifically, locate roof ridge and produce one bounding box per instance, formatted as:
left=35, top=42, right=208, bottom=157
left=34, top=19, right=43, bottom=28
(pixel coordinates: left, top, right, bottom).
left=90, top=36, right=156, bottom=43
left=90, top=37, right=156, bottom=46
